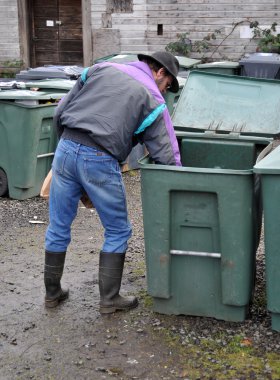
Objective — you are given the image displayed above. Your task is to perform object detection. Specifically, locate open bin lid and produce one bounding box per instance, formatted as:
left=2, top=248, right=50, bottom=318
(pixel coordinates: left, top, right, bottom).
left=195, top=61, right=239, bottom=69
left=15, top=65, right=84, bottom=81
left=0, top=89, right=65, bottom=101
left=172, top=71, right=280, bottom=137
left=175, top=56, right=201, bottom=68
left=254, top=145, right=280, bottom=174
left=25, top=79, right=76, bottom=91
left=95, top=53, right=138, bottom=63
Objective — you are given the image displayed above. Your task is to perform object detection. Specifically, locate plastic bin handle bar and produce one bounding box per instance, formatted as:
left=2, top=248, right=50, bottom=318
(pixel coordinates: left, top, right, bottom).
left=170, top=250, right=221, bottom=259
left=37, top=152, right=55, bottom=158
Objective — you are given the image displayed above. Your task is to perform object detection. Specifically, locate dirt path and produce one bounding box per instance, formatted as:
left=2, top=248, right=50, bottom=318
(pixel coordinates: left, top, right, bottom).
left=1, top=172, right=280, bottom=380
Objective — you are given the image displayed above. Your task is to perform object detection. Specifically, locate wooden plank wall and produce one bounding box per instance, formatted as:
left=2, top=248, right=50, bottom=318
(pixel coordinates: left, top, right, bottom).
left=91, top=0, right=148, bottom=60
left=145, top=0, right=280, bottom=61
left=91, top=0, right=280, bottom=61
left=0, top=0, right=20, bottom=63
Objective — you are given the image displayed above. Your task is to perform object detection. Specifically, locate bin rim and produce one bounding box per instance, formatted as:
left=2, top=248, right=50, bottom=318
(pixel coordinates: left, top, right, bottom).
left=254, top=144, right=280, bottom=174
left=25, top=78, right=76, bottom=90
left=0, top=99, right=59, bottom=108
left=0, top=89, right=65, bottom=100
left=240, top=52, right=280, bottom=64
left=175, top=130, right=273, bottom=142
left=139, top=156, right=252, bottom=175
left=195, top=61, right=240, bottom=69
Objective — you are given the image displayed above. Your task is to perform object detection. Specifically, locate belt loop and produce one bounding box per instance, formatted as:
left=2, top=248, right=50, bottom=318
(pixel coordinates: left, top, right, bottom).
left=75, top=143, right=80, bottom=154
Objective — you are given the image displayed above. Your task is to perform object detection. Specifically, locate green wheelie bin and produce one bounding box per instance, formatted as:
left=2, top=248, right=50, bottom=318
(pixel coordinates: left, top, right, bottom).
left=254, top=143, right=280, bottom=331
left=0, top=89, right=65, bottom=200
left=140, top=71, right=280, bottom=322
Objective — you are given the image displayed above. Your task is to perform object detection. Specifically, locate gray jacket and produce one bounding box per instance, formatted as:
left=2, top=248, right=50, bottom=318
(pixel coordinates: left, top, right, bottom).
left=53, top=61, right=181, bottom=166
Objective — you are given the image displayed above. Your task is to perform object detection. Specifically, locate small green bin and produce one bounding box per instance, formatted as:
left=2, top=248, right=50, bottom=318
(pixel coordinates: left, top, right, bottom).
left=193, top=61, right=240, bottom=75
left=254, top=144, right=280, bottom=331
left=0, top=89, right=65, bottom=200
left=140, top=71, right=280, bottom=322
left=175, top=56, right=202, bottom=78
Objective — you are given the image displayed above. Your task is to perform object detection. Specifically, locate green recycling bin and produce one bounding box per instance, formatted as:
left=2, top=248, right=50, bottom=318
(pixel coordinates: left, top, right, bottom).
left=140, top=71, right=280, bottom=322
left=0, top=89, right=65, bottom=200
left=254, top=144, right=280, bottom=331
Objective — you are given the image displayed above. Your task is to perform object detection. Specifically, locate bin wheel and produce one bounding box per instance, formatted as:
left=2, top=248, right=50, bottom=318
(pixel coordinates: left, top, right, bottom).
left=0, top=168, right=8, bottom=197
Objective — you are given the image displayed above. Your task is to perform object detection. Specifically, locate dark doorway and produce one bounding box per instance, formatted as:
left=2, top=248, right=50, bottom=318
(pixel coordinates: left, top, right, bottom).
left=29, top=0, right=83, bottom=67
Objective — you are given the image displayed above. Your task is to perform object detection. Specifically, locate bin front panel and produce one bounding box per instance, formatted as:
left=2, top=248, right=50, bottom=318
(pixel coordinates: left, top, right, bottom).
left=171, top=255, right=223, bottom=316
left=141, top=162, right=255, bottom=321
left=171, top=190, right=220, bottom=254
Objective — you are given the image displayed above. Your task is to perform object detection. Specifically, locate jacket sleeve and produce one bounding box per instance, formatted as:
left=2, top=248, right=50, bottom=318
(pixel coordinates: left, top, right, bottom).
left=139, top=108, right=182, bottom=166
left=53, top=78, right=84, bottom=138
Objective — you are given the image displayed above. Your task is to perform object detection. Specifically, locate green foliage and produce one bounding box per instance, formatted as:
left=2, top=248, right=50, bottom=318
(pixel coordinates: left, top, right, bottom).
left=1, top=59, right=23, bottom=68
left=165, top=33, right=192, bottom=56
left=1, top=72, right=15, bottom=79
left=165, top=19, right=280, bottom=61
left=167, top=31, right=221, bottom=56
left=165, top=30, right=222, bottom=58
left=250, top=21, right=280, bottom=53
left=137, top=289, right=153, bottom=308
left=0, top=60, right=23, bottom=78
left=194, top=30, right=222, bottom=53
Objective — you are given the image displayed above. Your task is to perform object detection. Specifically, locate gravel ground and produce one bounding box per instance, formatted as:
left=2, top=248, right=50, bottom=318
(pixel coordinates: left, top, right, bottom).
left=0, top=171, right=280, bottom=380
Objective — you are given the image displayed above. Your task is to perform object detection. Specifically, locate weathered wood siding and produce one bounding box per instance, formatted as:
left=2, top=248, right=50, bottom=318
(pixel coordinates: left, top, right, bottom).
left=91, top=0, right=148, bottom=60
left=145, top=0, right=280, bottom=60
left=0, top=0, right=20, bottom=63
left=91, top=0, right=280, bottom=61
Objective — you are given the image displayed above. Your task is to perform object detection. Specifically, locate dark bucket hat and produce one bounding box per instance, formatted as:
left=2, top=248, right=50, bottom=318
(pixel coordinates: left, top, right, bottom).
left=138, top=51, right=179, bottom=93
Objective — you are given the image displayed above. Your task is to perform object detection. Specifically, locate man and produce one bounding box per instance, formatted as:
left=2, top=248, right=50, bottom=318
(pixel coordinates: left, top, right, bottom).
left=44, top=51, right=182, bottom=314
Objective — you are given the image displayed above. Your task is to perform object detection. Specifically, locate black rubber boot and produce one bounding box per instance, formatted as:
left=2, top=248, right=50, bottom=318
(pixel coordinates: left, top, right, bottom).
left=44, top=250, right=69, bottom=308
left=99, top=251, right=138, bottom=314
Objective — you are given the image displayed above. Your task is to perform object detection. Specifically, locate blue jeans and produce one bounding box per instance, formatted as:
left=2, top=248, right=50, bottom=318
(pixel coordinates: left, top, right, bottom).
left=45, top=139, right=132, bottom=253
